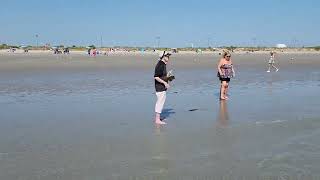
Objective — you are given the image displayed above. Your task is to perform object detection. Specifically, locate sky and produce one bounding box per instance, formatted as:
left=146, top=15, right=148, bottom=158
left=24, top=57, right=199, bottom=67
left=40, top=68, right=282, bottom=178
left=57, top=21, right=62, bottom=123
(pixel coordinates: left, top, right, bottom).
left=0, top=0, right=319, bottom=47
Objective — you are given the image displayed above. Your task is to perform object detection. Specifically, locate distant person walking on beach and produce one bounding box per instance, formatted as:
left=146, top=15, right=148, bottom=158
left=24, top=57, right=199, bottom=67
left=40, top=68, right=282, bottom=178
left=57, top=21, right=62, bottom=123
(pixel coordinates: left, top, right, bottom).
left=217, top=51, right=235, bottom=100
left=92, top=49, right=97, bottom=57
left=154, top=51, right=173, bottom=125
left=267, top=51, right=279, bottom=72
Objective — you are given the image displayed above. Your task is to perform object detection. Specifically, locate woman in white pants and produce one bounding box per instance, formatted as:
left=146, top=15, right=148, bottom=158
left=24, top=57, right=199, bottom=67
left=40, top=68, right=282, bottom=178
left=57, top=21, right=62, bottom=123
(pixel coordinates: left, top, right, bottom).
left=154, top=51, right=172, bottom=125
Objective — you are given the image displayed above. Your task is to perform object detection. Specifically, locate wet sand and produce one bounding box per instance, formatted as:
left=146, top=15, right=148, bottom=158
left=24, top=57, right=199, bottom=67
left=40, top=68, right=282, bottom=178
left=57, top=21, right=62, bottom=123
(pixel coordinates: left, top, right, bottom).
left=1, top=53, right=320, bottom=179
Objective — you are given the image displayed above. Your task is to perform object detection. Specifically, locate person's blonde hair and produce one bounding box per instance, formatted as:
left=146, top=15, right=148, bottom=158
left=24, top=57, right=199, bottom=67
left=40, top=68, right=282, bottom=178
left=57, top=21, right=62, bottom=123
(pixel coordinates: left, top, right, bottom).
left=222, top=50, right=231, bottom=58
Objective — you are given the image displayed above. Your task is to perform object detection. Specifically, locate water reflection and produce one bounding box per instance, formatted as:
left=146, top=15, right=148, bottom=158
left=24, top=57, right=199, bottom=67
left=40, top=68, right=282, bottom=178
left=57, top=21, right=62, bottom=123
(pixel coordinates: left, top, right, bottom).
left=217, top=100, right=229, bottom=127
left=211, top=100, right=239, bottom=175
left=150, top=125, right=169, bottom=179
left=267, top=75, right=274, bottom=95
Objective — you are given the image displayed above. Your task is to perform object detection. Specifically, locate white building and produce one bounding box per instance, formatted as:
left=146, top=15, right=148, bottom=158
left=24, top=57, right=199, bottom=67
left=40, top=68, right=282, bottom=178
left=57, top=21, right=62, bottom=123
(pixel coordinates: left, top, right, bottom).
left=276, top=44, right=287, bottom=48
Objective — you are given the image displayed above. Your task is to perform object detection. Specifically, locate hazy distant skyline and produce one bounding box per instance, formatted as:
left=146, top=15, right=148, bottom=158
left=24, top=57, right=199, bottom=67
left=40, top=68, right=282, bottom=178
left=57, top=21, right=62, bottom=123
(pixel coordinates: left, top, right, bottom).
left=1, top=0, right=319, bottom=47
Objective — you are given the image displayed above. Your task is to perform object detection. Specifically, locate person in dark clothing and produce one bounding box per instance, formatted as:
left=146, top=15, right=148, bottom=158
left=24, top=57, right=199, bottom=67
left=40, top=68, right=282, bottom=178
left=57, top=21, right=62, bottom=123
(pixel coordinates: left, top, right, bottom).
left=154, top=51, right=173, bottom=125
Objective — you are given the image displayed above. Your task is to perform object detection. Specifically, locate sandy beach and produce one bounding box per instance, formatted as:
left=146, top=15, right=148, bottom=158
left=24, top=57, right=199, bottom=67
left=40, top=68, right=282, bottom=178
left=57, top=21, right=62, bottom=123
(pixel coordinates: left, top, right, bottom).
left=1, top=52, right=320, bottom=179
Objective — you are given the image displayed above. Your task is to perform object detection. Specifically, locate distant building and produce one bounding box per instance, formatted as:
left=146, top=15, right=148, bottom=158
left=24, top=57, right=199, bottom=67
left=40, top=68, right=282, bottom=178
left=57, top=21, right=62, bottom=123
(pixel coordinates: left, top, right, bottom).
left=276, top=44, right=287, bottom=48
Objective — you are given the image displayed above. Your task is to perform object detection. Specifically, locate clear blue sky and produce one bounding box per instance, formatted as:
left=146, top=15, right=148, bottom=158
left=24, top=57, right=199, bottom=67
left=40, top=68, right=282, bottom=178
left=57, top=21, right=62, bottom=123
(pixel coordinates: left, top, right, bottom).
left=0, top=0, right=319, bottom=47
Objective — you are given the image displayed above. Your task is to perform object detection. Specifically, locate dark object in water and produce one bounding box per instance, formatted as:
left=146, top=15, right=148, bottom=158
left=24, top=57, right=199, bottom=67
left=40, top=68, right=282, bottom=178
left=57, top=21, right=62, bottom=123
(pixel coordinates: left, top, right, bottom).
left=188, top=109, right=199, bottom=112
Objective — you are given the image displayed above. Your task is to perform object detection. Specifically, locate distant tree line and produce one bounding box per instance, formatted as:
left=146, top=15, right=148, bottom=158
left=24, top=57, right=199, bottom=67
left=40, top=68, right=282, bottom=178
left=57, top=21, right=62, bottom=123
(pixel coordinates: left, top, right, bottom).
left=0, top=44, right=19, bottom=49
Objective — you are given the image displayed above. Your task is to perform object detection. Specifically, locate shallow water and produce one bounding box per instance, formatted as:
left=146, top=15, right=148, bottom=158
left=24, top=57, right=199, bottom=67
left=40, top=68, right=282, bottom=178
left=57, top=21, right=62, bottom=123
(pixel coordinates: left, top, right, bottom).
left=0, top=54, right=320, bottom=179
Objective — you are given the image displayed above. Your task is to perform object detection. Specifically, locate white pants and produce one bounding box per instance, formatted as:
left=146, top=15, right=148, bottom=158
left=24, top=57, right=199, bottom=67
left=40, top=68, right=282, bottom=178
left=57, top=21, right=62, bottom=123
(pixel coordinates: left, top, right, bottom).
left=155, top=91, right=166, bottom=114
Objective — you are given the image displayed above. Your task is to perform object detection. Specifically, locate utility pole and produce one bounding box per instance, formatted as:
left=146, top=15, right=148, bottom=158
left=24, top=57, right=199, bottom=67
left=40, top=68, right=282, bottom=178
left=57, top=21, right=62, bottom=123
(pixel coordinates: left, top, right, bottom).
left=100, top=35, right=103, bottom=48
left=251, top=37, right=257, bottom=48
left=35, top=34, right=39, bottom=47
left=207, top=37, right=211, bottom=48
left=156, top=36, right=160, bottom=48
left=291, top=37, right=298, bottom=48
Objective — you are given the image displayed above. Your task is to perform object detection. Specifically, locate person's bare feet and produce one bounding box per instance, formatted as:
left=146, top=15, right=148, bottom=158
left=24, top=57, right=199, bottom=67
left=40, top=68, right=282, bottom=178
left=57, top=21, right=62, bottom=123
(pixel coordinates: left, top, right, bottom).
left=220, top=97, right=226, bottom=100
left=155, top=119, right=167, bottom=125
left=224, top=96, right=229, bottom=100
left=155, top=121, right=167, bottom=125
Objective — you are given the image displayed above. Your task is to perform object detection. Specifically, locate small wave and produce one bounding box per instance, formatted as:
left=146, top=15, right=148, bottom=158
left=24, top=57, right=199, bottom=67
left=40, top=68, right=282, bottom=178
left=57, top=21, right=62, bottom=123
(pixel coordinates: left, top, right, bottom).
left=255, top=120, right=288, bottom=125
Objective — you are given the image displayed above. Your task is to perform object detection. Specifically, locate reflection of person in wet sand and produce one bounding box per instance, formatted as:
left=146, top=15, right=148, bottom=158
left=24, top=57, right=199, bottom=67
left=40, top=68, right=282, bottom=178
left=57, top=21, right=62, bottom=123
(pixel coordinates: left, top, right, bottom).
left=217, top=100, right=229, bottom=127
left=214, top=100, right=240, bottom=174
left=217, top=50, right=235, bottom=100
left=267, top=51, right=279, bottom=72
left=150, top=126, right=169, bottom=177
left=267, top=75, right=274, bottom=95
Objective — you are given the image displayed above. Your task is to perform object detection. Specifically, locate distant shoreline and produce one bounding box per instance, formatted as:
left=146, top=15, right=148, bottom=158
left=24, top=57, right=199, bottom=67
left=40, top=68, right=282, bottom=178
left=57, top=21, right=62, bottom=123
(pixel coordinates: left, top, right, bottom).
left=1, top=48, right=320, bottom=55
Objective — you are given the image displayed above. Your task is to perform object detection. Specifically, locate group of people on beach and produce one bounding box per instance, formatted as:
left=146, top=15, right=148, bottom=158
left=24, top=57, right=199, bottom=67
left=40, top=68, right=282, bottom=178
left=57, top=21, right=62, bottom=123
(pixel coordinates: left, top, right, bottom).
left=153, top=50, right=279, bottom=125
left=53, top=47, right=70, bottom=54
left=87, top=48, right=119, bottom=56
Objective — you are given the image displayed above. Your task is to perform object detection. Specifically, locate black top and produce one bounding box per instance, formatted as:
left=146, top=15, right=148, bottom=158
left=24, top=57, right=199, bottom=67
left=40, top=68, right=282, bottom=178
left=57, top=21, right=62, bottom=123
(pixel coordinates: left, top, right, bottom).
left=154, top=60, right=167, bottom=92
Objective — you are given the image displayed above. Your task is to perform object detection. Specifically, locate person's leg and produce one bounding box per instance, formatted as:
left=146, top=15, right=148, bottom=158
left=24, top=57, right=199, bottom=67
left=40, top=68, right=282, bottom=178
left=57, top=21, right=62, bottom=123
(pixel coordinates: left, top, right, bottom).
left=159, top=92, right=167, bottom=121
left=224, top=82, right=229, bottom=99
left=220, top=81, right=226, bottom=100
left=272, top=64, right=279, bottom=71
left=220, top=82, right=224, bottom=100
left=267, top=64, right=271, bottom=72
left=155, top=91, right=167, bottom=124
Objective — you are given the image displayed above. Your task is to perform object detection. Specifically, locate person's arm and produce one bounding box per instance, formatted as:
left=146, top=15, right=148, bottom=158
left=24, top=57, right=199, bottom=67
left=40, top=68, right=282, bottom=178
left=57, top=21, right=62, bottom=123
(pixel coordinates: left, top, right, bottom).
left=231, top=62, right=235, bottom=77
left=217, top=59, right=223, bottom=75
left=155, top=77, right=167, bottom=84
left=154, top=77, right=170, bottom=89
